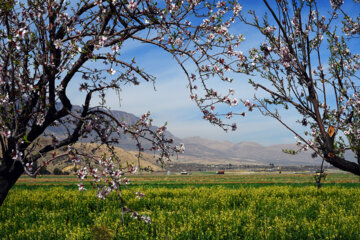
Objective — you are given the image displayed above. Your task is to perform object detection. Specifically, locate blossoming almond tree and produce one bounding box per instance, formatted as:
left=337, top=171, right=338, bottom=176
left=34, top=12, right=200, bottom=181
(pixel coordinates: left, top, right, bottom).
left=0, top=0, right=241, bottom=214
left=196, top=0, right=360, bottom=182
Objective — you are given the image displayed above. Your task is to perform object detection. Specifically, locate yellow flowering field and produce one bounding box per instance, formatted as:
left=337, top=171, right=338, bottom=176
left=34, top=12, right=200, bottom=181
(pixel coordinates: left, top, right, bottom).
left=1, top=184, right=360, bottom=239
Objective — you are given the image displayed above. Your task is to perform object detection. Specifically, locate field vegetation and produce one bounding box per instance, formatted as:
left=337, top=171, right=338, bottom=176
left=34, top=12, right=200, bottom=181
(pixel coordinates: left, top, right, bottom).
left=15, top=171, right=360, bottom=187
left=2, top=172, right=360, bottom=239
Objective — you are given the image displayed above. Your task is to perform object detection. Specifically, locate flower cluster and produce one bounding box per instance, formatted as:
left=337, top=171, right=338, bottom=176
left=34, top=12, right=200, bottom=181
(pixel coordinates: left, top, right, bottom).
left=330, top=0, right=344, bottom=9
left=72, top=153, right=155, bottom=222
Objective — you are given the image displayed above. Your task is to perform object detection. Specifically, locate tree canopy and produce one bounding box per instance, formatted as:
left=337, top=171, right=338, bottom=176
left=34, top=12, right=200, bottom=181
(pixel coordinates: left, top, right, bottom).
left=204, top=0, right=360, bottom=182
left=0, top=0, right=240, bottom=209
left=1, top=0, right=360, bottom=211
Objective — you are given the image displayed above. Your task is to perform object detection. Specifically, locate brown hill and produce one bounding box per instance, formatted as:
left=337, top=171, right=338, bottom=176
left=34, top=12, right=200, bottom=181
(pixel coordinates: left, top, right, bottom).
left=33, top=139, right=164, bottom=174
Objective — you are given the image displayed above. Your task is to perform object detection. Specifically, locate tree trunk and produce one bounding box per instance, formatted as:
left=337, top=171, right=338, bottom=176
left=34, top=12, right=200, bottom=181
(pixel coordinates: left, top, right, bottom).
left=325, top=155, right=360, bottom=176
left=0, top=160, right=24, bottom=206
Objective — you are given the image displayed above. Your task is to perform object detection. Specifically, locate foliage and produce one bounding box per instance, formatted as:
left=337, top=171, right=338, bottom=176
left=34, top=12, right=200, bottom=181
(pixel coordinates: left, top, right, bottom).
left=197, top=0, right=360, bottom=176
left=0, top=0, right=242, bottom=210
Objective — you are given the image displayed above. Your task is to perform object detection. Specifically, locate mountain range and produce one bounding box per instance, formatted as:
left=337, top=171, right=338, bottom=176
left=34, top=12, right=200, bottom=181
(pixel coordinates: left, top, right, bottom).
left=179, top=136, right=323, bottom=166
left=47, top=107, right=353, bottom=166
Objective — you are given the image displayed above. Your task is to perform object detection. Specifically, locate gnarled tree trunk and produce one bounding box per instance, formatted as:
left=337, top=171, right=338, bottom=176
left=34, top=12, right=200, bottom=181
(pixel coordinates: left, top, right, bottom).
left=0, top=158, right=24, bottom=206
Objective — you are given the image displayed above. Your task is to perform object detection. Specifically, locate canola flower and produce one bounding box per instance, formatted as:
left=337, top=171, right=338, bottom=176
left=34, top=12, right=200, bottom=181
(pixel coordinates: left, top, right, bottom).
left=1, top=185, right=360, bottom=239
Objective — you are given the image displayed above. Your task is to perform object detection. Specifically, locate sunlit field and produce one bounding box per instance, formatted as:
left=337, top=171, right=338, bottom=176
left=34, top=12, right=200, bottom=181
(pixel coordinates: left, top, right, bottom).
left=2, top=172, right=360, bottom=239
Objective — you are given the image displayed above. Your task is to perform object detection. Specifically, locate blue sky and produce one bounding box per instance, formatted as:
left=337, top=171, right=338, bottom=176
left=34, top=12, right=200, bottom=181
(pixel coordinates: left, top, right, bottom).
left=67, top=0, right=359, bottom=145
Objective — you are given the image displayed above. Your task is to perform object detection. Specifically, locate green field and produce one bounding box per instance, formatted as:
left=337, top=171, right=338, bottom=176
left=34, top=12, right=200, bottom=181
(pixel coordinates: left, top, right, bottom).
left=15, top=171, right=360, bottom=187
left=2, top=172, right=360, bottom=239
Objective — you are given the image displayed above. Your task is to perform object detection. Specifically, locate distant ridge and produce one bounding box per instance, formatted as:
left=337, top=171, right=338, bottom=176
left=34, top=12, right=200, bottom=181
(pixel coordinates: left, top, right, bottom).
left=179, top=136, right=320, bottom=165
left=46, top=107, right=355, bottom=166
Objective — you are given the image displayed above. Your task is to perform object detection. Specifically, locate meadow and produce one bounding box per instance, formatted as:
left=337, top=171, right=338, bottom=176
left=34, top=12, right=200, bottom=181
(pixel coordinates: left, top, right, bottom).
left=2, top=172, right=360, bottom=239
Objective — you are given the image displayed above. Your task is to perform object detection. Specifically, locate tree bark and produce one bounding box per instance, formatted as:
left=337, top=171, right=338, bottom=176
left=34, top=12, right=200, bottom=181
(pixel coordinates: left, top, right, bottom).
left=0, top=159, right=24, bottom=206
left=325, top=155, right=360, bottom=176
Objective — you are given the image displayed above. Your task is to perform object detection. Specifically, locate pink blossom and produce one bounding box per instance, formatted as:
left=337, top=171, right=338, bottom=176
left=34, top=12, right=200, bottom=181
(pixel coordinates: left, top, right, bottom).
left=112, top=45, right=120, bottom=53
left=95, top=36, right=107, bottom=49
left=25, top=162, right=32, bottom=170
left=77, top=183, right=86, bottom=191
left=97, top=187, right=111, bottom=199
left=218, top=25, right=228, bottom=35
left=128, top=0, right=137, bottom=11
left=213, top=65, right=220, bottom=72
left=216, top=1, right=226, bottom=8
left=263, top=26, right=276, bottom=34
left=330, top=0, right=344, bottom=9
left=141, top=215, right=151, bottom=224
left=233, top=98, right=239, bottom=106
left=120, top=177, right=128, bottom=185
left=233, top=3, right=242, bottom=16
left=36, top=114, right=45, bottom=126
left=107, top=68, right=116, bottom=75
left=3, top=130, right=11, bottom=138
left=135, top=191, right=145, bottom=199
left=54, top=40, right=63, bottom=49
left=176, top=143, right=185, bottom=153
left=128, top=164, right=137, bottom=174
left=157, top=126, right=166, bottom=135
left=15, top=27, right=28, bottom=38
left=72, top=156, right=81, bottom=164
left=131, top=212, right=139, bottom=219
